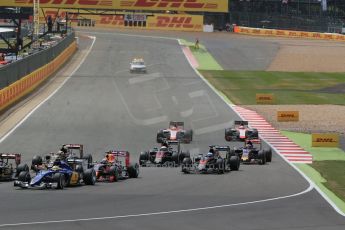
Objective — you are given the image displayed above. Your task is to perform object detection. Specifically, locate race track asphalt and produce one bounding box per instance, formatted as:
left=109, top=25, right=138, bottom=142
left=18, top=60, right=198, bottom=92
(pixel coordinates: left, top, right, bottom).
left=0, top=31, right=344, bottom=230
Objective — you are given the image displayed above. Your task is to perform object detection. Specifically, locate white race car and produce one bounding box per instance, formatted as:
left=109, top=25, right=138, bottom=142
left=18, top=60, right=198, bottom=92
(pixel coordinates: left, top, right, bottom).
left=130, top=58, right=147, bottom=73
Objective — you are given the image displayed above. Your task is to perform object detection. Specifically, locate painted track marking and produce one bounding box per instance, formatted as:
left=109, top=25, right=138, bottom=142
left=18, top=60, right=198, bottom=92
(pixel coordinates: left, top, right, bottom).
left=0, top=184, right=313, bottom=227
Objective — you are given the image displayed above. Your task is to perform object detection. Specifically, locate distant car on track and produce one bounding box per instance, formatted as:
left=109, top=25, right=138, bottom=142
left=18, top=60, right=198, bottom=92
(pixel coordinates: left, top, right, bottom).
left=94, top=150, right=139, bottom=182
left=14, top=144, right=96, bottom=189
left=231, top=139, right=272, bottom=165
left=225, top=121, right=258, bottom=142
left=181, top=145, right=240, bottom=174
left=157, top=121, right=193, bottom=144
left=130, top=58, right=147, bottom=73
left=139, top=140, right=190, bottom=166
left=0, top=153, right=28, bottom=181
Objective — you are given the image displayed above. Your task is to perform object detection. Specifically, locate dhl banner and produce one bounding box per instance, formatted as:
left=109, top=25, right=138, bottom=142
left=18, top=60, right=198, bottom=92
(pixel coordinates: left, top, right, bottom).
left=1, top=0, right=228, bottom=13
left=256, top=93, right=274, bottom=104
left=312, top=133, right=339, bottom=147
left=42, top=9, right=203, bottom=31
left=277, top=111, right=299, bottom=122
left=0, top=41, right=77, bottom=112
left=147, top=14, right=203, bottom=31
left=234, top=26, right=345, bottom=42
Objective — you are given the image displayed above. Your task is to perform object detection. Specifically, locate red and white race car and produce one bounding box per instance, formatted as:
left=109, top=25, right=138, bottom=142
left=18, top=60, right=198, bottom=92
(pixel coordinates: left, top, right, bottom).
left=225, top=121, right=258, bottom=142
left=156, top=121, right=193, bottom=144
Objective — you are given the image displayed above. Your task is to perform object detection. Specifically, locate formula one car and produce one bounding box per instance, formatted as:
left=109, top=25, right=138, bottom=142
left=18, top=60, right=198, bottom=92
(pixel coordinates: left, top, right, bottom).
left=0, top=153, right=29, bottom=181
left=156, top=121, right=193, bottom=144
left=14, top=144, right=96, bottom=189
left=231, top=139, right=272, bottom=165
left=181, top=146, right=240, bottom=174
left=139, top=140, right=190, bottom=166
left=130, top=58, right=147, bottom=73
left=225, top=121, right=258, bottom=142
left=94, top=150, right=139, bottom=182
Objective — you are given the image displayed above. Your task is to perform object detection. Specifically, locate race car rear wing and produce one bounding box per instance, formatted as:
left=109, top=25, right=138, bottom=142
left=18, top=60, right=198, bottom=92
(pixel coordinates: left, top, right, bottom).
left=234, top=120, right=248, bottom=126
left=245, top=138, right=261, bottom=145
left=209, top=146, right=231, bottom=151
left=64, top=144, right=84, bottom=158
left=0, top=153, right=21, bottom=164
left=166, top=140, right=180, bottom=145
left=169, top=121, right=184, bottom=128
left=107, top=150, right=130, bottom=166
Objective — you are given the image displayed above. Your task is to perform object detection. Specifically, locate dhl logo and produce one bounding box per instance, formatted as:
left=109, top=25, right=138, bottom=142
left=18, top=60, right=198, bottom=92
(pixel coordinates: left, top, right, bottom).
left=279, top=114, right=296, bottom=118
left=15, top=0, right=113, bottom=6
left=315, top=138, right=337, bottom=143
left=258, top=97, right=271, bottom=100
left=44, top=10, right=79, bottom=20
left=154, top=16, right=199, bottom=28
left=128, top=0, right=217, bottom=9
left=99, top=15, right=124, bottom=26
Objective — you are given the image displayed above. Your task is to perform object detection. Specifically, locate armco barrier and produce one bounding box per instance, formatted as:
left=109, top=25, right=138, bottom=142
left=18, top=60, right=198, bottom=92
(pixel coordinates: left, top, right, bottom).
left=0, top=37, right=77, bottom=112
left=234, top=26, right=345, bottom=42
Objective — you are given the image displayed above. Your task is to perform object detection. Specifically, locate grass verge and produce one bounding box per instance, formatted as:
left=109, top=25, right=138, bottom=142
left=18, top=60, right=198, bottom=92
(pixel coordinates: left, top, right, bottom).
left=312, top=161, right=345, bottom=203
left=199, top=70, right=345, bottom=105
left=283, top=131, right=345, bottom=211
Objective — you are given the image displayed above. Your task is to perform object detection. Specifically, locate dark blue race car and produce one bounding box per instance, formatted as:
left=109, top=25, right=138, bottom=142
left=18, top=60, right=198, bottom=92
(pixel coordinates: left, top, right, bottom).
left=14, top=144, right=96, bottom=189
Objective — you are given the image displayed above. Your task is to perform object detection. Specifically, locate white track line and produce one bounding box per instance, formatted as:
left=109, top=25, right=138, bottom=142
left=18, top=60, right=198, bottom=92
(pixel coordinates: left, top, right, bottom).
left=0, top=184, right=313, bottom=227
left=0, top=36, right=96, bottom=144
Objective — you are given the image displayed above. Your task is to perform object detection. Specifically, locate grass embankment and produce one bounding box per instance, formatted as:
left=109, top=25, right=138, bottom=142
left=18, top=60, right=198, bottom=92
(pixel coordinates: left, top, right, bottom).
left=199, top=70, right=345, bottom=105
left=283, top=131, right=345, bottom=206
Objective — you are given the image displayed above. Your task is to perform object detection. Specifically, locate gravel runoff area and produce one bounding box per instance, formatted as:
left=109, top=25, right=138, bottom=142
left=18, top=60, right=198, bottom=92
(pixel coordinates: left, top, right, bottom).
left=244, top=105, right=345, bottom=150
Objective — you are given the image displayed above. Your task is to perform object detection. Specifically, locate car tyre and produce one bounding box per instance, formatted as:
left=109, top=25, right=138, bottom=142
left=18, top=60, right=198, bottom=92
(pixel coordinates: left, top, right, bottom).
left=18, top=171, right=31, bottom=182
left=265, top=149, right=272, bottom=162
left=84, top=168, right=96, bottom=185
left=16, top=164, right=29, bottom=177
left=258, top=150, right=266, bottom=165
left=128, top=163, right=139, bottom=178
left=109, top=166, right=119, bottom=182
left=229, top=155, right=240, bottom=171
left=53, top=173, right=65, bottom=189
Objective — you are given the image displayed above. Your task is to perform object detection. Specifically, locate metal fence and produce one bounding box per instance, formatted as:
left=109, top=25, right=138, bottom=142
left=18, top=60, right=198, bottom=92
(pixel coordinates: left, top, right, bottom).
left=0, top=32, right=75, bottom=89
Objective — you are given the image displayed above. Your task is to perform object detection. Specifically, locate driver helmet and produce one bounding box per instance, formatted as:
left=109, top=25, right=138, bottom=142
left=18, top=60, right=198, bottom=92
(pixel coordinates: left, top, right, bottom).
left=160, top=146, right=168, bottom=152
left=161, top=142, right=168, bottom=148
left=246, top=141, right=253, bottom=148
left=52, top=165, right=60, bottom=171
left=206, top=152, right=214, bottom=158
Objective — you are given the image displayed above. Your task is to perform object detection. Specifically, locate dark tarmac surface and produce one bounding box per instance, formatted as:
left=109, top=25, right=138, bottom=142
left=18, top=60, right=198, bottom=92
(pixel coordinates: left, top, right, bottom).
left=0, top=30, right=344, bottom=229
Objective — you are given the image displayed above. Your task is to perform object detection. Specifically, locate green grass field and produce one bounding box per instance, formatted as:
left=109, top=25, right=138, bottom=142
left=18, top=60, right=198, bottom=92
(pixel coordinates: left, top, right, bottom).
left=312, top=161, right=345, bottom=203
left=200, top=70, right=345, bottom=105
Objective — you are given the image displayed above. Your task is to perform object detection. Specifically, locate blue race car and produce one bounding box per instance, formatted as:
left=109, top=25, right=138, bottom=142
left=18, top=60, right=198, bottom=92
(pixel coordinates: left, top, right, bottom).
left=14, top=144, right=96, bottom=189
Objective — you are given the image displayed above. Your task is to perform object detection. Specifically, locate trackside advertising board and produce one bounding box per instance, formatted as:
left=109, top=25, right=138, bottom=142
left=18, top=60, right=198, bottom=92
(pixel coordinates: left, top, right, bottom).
left=277, top=111, right=299, bottom=122
left=234, top=26, right=345, bottom=42
left=42, top=9, right=203, bottom=31
left=256, top=93, right=274, bottom=104
left=1, top=0, right=228, bottom=12
left=312, top=133, right=339, bottom=147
